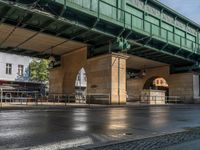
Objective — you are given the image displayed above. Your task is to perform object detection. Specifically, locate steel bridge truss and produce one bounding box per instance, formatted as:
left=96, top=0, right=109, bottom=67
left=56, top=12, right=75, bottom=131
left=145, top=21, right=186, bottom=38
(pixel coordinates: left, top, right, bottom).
left=0, top=0, right=200, bottom=72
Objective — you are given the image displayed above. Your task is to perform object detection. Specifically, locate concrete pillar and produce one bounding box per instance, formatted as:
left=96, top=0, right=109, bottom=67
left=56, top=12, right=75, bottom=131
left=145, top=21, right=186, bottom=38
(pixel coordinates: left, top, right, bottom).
left=169, top=73, right=199, bottom=103
left=49, top=67, right=64, bottom=94
left=49, top=49, right=199, bottom=104
left=62, top=48, right=87, bottom=94
left=49, top=50, right=128, bottom=105
left=87, top=53, right=128, bottom=104
left=193, top=74, right=199, bottom=97
left=49, top=47, right=87, bottom=95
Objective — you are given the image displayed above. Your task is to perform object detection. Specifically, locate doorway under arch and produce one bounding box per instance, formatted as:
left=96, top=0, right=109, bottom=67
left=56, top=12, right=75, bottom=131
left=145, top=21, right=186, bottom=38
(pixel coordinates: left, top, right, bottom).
left=143, top=76, right=169, bottom=96
left=75, top=68, right=87, bottom=103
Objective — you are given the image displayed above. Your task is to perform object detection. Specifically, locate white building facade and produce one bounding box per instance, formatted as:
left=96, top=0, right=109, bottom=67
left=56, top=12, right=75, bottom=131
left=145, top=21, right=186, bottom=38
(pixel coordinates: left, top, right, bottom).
left=0, top=52, right=44, bottom=93
left=0, top=52, right=32, bottom=82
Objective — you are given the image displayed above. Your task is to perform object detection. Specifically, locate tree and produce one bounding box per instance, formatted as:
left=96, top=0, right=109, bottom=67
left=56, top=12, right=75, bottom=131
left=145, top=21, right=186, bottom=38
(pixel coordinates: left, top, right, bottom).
left=29, top=59, right=49, bottom=82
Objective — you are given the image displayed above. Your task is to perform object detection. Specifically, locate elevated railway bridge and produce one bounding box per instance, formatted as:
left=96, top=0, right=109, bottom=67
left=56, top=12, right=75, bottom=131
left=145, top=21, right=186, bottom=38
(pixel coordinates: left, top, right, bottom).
left=0, top=0, right=199, bottom=104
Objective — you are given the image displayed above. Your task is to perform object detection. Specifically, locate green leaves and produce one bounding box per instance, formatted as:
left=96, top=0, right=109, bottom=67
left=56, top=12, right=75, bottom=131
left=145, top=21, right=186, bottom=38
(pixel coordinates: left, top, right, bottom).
left=29, top=59, right=49, bottom=83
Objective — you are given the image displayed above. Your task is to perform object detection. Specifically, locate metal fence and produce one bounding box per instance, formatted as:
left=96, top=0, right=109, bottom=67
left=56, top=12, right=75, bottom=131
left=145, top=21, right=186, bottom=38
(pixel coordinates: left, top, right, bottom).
left=0, top=90, right=111, bottom=108
left=141, top=96, right=182, bottom=104
left=0, top=89, right=192, bottom=108
left=128, top=95, right=182, bottom=104
left=0, top=89, right=39, bottom=107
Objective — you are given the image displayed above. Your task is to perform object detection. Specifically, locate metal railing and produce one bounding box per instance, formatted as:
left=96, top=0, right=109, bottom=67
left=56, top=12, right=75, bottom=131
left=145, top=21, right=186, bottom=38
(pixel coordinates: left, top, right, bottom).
left=127, top=95, right=182, bottom=104
left=0, top=91, right=111, bottom=108
left=66, top=0, right=200, bottom=54
left=0, top=90, right=39, bottom=107
left=141, top=95, right=182, bottom=104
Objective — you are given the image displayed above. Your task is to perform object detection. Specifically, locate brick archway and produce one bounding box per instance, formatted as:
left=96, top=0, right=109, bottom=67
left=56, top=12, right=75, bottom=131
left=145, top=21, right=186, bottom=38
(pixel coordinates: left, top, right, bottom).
left=127, top=66, right=170, bottom=99
left=62, top=48, right=88, bottom=95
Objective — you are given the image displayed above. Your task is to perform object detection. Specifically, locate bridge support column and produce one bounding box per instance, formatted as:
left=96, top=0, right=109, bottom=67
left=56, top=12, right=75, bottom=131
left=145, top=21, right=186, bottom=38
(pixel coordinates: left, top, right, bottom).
left=127, top=65, right=199, bottom=104
left=87, top=53, right=128, bottom=105
left=49, top=47, right=87, bottom=95
left=168, top=73, right=199, bottom=103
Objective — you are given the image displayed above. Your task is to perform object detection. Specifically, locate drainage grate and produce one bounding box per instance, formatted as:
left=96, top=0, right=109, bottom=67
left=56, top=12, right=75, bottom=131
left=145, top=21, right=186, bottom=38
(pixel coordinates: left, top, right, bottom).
left=124, top=132, right=133, bottom=136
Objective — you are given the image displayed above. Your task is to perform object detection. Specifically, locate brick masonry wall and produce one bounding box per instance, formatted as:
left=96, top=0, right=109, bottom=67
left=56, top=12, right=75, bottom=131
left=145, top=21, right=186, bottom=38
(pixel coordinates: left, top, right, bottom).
left=127, top=66, right=199, bottom=103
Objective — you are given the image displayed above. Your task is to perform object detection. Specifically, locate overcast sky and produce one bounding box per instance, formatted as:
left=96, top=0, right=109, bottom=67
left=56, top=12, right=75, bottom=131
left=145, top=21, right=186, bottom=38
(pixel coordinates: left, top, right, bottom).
left=160, top=0, right=200, bottom=24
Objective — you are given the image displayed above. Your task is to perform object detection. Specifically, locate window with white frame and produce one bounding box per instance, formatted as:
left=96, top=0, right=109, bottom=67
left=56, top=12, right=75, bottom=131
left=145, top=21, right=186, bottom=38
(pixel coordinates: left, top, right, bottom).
left=18, top=65, right=24, bottom=76
left=6, top=63, right=12, bottom=75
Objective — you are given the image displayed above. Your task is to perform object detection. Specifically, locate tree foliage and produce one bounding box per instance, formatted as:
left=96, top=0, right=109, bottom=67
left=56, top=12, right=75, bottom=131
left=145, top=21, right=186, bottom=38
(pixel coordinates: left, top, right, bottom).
left=29, top=59, right=49, bottom=82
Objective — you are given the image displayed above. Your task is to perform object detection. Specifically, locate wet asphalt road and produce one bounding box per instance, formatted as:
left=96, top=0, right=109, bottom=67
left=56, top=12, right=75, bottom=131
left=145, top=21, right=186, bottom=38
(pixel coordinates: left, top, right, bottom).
left=1, top=105, right=200, bottom=149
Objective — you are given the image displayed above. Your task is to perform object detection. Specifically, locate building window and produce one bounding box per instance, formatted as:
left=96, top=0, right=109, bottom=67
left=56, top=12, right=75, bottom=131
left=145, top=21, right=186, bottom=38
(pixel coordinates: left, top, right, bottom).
left=160, top=80, right=163, bottom=85
left=156, top=80, right=159, bottom=85
left=6, top=63, right=12, bottom=75
left=18, top=65, right=24, bottom=76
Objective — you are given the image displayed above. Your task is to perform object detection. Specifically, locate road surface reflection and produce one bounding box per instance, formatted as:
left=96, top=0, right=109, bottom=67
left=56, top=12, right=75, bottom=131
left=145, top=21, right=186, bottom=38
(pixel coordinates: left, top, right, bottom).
left=1, top=105, right=200, bottom=149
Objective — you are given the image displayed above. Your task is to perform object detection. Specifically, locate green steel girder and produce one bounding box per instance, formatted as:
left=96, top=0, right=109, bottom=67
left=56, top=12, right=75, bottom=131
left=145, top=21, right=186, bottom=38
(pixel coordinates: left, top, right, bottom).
left=59, top=0, right=66, bottom=17
left=55, top=24, right=73, bottom=36
left=171, top=64, right=200, bottom=73
left=0, top=0, right=199, bottom=72
left=127, top=44, right=191, bottom=66
left=143, top=55, right=188, bottom=66
left=0, top=1, right=115, bottom=45
left=130, top=39, right=196, bottom=62
left=130, top=50, right=155, bottom=56
left=130, top=51, right=169, bottom=62
left=20, top=13, right=34, bottom=27
left=129, top=34, right=199, bottom=64
left=0, top=5, right=12, bottom=23
left=137, top=53, right=167, bottom=59
left=130, top=45, right=148, bottom=51
left=84, top=34, right=104, bottom=43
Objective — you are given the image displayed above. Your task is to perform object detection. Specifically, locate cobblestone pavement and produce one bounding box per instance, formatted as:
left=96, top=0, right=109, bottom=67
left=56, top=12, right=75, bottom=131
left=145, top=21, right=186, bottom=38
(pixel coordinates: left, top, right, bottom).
left=88, top=128, right=200, bottom=150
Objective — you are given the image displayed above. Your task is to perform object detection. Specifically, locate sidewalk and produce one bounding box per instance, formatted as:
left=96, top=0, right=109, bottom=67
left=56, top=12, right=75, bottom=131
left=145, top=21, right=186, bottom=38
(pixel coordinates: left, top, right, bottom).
left=0, top=102, right=198, bottom=111
left=0, top=102, right=128, bottom=110
left=77, top=127, right=200, bottom=150
left=163, top=139, right=200, bottom=150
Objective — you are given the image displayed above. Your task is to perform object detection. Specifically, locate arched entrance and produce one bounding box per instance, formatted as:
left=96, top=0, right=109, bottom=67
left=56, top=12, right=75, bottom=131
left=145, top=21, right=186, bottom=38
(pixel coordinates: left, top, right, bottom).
left=142, top=76, right=169, bottom=104
left=75, top=68, right=87, bottom=103
left=143, top=77, right=169, bottom=96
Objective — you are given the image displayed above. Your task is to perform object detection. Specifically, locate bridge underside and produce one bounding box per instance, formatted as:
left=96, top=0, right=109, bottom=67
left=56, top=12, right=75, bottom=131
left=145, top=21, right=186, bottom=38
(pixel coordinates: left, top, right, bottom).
left=0, top=0, right=199, bottom=71
left=0, top=22, right=199, bottom=104
left=0, top=0, right=199, bottom=104
left=0, top=22, right=197, bottom=71
left=0, top=24, right=87, bottom=58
